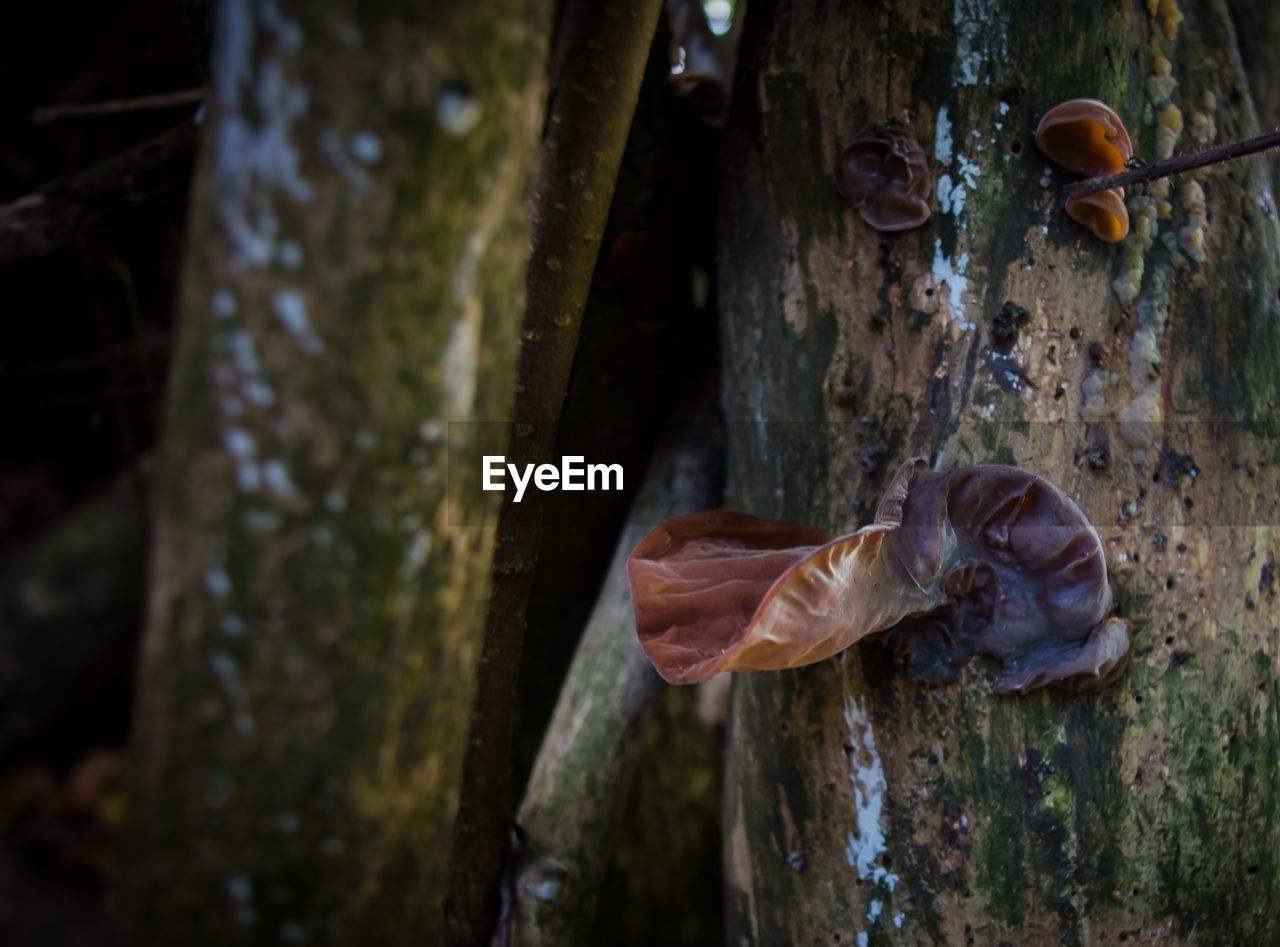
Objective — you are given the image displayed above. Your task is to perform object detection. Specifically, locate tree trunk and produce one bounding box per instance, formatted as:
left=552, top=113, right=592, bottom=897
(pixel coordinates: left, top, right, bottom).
left=113, top=0, right=551, bottom=943
left=718, top=0, right=1280, bottom=943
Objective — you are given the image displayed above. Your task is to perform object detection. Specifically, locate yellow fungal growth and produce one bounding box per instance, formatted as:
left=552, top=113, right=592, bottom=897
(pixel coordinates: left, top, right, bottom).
left=1154, top=0, right=1184, bottom=39
left=1155, top=104, right=1183, bottom=160
left=1189, top=110, right=1216, bottom=145
left=1146, top=56, right=1176, bottom=106
left=1112, top=196, right=1158, bottom=305
left=1178, top=179, right=1208, bottom=264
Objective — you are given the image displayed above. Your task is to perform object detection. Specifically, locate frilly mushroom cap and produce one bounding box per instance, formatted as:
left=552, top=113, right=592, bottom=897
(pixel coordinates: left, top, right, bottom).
left=628, top=459, right=1131, bottom=692
left=834, top=125, right=932, bottom=231
left=1065, top=187, right=1130, bottom=242
left=1034, top=98, right=1133, bottom=177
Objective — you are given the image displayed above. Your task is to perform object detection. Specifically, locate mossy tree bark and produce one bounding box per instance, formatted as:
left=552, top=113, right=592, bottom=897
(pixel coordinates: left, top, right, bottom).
left=719, top=0, right=1279, bottom=943
left=113, top=0, right=552, bottom=943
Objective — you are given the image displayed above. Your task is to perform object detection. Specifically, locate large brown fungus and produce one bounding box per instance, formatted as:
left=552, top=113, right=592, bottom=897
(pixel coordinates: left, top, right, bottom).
left=834, top=125, right=932, bottom=231
left=628, top=459, right=1131, bottom=691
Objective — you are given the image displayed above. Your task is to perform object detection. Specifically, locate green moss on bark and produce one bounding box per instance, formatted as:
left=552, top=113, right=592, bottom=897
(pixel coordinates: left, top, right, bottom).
left=115, top=2, right=553, bottom=944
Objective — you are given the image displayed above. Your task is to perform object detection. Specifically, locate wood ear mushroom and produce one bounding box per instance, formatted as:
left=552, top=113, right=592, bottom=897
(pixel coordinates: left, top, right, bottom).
left=627, top=459, right=1131, bottom=692
left=834, top=125, right=932, bottom=231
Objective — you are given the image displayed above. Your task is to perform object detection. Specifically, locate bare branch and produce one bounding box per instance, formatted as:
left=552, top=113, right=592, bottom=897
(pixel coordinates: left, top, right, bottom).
left=1062, top=128, right=1280, bottom=198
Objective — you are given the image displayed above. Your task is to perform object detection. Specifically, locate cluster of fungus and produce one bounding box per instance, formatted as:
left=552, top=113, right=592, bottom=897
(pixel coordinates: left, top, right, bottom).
left=834, top=125, right=932, bottom=231
left=1035, top=99, right=1134, bottom=242
left=628, top=459, right=1131, bottom=693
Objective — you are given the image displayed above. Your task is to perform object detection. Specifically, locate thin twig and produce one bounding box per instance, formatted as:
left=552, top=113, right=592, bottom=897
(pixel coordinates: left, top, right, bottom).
left=32, top=88, right=206, bottom=124
left=1063, top=128, right=1280, bottom=197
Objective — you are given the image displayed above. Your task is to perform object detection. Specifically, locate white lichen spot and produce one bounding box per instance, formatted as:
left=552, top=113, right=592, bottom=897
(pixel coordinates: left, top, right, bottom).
left=243, top=378, right=276, bottom=407
left=261, top=459, right=297, bottom=499
left=210, top=650, right=246, bottom=703
left=220, top=613, right=247, bottom=637
left=323, top=491, right=347, bottom=513
left=205, top=567, right=232, bottom=598
left=998, top=100, right=1010, bottom=116
left=237, top=463, right=262, bottom=493
left=227, top=874, right=253, bottom=903
left=349, top=130, right=383, bottom=163
left=212, top=287, right=238, bottom=318
left=213, top=0, right=312, bottom=270
left=440, top=315, right=479, bottom=417
left=525, top=878, right=560, bottom=901
left=934, top=105, right=953, bottom=165
left=224, top=428, right=257, bottom=461
left=936, top=173, right=965, bottom=216
left=404, top=531, right=432, bottom=573
left=857, top=933, right=869, bottom=947
left=418, top=419, right=445, bottom=443
left=320, top=129, right=372, bottom=192
left=220, top=394, right=245, bottom=417
left=841, top=693, right=899, bottom=890
left=894, top=913, right=905, bottom=929
left=242, top=508, right=282, bottom=532
left=276, top=238, right=303, bottom=269
left=437, top=87, right=483, bottom=137
left=354, top=429, right=377, bottom=452
left=226, top=329, right=261, bottom=375
left=931, top=240, right=972, bottom=331
left=953, top=0, right=1006, bottom=86
left=868, top=900, right=884, bottom=922
left=271, top=288, right=324, bottom=354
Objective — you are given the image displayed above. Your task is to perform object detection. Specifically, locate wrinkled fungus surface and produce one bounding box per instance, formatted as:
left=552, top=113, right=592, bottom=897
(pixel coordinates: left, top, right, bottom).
left=834, top=125, right=932, bottom=231
left=628, top=459, right=1131, bottom=692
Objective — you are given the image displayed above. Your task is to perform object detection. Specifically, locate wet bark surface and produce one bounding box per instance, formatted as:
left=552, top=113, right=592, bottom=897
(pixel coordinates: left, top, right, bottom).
left=717, top=0, right=1280, bottom=942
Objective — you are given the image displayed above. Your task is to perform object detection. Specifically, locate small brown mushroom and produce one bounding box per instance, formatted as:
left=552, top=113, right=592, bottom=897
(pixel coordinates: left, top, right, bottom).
left=1034, top=98, right=1133, bottom=177
left=628, top=459, right=1131, bottom=691
left=1065, top=186, right=1130, bottom=242
left=834, top=125, right=932, bottom=231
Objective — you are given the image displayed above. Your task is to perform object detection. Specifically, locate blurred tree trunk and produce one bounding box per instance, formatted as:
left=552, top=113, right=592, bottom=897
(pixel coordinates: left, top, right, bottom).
left=718, top=0, right=1280, bottom=943
left=113, top=1, right=551, bottom=944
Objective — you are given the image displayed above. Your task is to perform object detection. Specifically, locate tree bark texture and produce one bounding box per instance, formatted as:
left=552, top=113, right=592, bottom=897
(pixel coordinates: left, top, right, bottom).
left=444, top=3, right=665, bottom=943
left=511, top=403, right=720, bottom=947
left=718, top=0, right=1279, bottom=943
left=113, top=1, right=552, bottom=943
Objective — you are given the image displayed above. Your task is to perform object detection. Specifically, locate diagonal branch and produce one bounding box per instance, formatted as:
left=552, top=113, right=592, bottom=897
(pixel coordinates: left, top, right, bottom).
left=0, top=120, right=199, bottom=266
left=1062, top=127, right=1280, bottom=197
left=442, top=2, right=667, bottom=945
left=508, top=396, right=722, bottom=947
